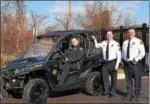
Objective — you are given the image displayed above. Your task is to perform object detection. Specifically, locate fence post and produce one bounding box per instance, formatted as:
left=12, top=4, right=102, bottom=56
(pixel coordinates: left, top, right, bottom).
left=142, top=23, right=147, bottom=74
left=142, top=23, right=147, bottom=49
left=102, top=28, right=106, bottom=41
left=120, top=26, right=123, bottom=49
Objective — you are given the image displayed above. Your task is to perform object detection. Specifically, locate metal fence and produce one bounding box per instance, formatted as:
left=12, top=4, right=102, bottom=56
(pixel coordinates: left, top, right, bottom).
left=91, top=23, right=149, bottom=71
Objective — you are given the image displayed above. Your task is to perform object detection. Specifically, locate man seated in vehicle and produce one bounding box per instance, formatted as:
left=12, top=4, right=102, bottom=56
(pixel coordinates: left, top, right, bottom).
left=57, top=35, right=85, bottom=84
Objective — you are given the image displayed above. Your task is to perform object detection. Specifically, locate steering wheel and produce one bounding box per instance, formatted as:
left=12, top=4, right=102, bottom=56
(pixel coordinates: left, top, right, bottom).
left=56, top=50, right=70, bottom=64
left=58, top=51, right=66, bottom=59
left=54, top=49, right=67, bottom=60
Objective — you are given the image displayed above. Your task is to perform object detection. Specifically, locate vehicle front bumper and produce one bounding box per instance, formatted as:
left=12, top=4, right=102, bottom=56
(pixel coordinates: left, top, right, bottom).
left=1, top=75, right=25, bottom=90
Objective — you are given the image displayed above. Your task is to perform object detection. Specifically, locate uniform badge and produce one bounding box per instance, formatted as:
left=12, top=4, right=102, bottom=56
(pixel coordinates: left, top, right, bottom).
left=80, top=47, right=83, bottom=51
left=111, top=44, right=114, bottom=47
left=132, top=42, right=135, bottom=45
left=140, top=41, right=143, bottom=44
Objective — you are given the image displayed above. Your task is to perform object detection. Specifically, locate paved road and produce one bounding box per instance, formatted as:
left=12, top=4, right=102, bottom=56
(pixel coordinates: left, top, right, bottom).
left=1, top=77, right=149, bottom=104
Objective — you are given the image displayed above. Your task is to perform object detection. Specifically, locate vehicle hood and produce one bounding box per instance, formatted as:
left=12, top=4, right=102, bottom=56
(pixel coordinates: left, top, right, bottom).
left=4, top=56, right=46, bottom=71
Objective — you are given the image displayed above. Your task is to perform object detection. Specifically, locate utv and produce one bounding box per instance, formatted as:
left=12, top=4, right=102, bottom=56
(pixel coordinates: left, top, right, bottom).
left=0, top=30, right=104, bottom=104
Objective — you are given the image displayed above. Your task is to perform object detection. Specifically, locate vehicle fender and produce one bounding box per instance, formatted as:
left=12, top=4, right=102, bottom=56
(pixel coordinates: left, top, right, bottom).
left=0, top=75, right=9, bottom=97
left=79, top=68, right=93, bottom=78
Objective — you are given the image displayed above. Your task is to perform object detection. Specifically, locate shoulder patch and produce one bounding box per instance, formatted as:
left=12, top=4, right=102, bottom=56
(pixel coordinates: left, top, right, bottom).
left=140, top=41, right=143, bottom=44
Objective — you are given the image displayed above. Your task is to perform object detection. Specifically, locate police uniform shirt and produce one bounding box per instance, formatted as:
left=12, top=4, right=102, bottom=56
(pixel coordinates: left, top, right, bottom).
left=122, top=37, right=145, bottom=62
left=94, top=39, right=121, bottom=66
left=65, top=45, right=84, bottom=63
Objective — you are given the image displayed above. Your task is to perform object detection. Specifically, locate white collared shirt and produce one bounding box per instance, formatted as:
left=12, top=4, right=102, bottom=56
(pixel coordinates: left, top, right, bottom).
left=94, top=39, right=121, bottom=66
left=122, top=37, right=145, bottom=62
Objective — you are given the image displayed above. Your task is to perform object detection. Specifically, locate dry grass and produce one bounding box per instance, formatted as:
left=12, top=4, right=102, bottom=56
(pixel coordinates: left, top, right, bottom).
left=1, top=54, right=17, bottom=68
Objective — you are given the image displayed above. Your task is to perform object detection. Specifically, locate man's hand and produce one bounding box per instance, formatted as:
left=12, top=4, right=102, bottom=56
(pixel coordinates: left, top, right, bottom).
left=91, top=35, right=96, bottom=40
left=115, top=65, right=119, bottom=70
left=119, top=62, right=124, bottom=69
left=63, top=58, right=69, bottom=63
left=132, top=58, right=137, bottom=65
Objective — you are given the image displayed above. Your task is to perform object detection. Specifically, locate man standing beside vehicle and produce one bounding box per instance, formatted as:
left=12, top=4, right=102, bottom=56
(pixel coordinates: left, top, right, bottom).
left=122, top=29, right=145, bottom=102
left=92, top=31, right=121, bottom=97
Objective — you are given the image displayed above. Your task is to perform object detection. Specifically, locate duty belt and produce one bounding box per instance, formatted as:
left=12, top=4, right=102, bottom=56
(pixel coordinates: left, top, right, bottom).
left=104, top=59, right=116, bottom=63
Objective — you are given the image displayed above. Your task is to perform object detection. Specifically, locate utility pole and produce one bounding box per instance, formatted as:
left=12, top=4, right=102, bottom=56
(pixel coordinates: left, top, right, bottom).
left=68, top=0, right=72, bottom=30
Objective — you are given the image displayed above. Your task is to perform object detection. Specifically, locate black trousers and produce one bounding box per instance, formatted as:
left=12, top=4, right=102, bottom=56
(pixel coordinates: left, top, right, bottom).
left=57, top=63, right=77, bottom=83
left=102, top=59, right=117, bottom=94
left=123, top=61, right=142, bottom=97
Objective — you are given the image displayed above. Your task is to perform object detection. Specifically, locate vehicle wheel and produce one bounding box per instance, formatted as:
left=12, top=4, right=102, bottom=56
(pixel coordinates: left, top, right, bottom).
left=0, top=76, right=9, bottom=98
left=23, top=78, right=49, bottom=104
left=85, top=72, right=102, bottom=96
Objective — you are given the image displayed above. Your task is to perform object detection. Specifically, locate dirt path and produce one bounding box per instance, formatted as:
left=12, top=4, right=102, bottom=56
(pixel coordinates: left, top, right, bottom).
left=1, top=77, right=149, bottom=104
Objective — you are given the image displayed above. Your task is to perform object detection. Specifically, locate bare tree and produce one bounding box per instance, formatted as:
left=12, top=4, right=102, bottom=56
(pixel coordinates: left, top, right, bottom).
left=74, top=1, right=135, bottom=30
left=54, top=14, right=68, bottom=30
left=73, top=14, right=91, bottom=30
left=1, top=1, right=33, bottom=58
left=120, top=12, right=135, bottom=26
left=44, top=25, right=58, bottom=33
left=28, top=11, right=48, bottom=35
left=15, top=0, right=25, bottom=53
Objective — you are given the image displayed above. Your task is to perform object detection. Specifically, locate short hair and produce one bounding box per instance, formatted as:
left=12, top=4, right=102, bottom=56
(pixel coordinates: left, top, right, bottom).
left=128, top=28, right=135, bottom=33
left=71, top=35, right=78, bottom=40
left=107, top=31, right=113, bottom=35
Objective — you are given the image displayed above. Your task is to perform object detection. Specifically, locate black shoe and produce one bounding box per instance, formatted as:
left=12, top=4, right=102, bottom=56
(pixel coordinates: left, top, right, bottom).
left=133, top=96, right=139, bottom=102
left=123, top=95, right=133, bottom=102
left=109, top=93, right=116, bottom=97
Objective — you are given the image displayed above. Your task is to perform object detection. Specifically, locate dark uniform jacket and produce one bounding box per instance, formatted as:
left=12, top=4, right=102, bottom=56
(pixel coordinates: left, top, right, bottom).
left=65, top=45, right=84, bottom=64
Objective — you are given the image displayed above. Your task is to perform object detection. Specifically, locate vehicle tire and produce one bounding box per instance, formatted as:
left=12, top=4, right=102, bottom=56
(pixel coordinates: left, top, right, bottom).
left=22, top=78, right=49, bottom=104
left=85, top=72, right=102, bottom=96
left=0, top=76, right=9, bottom=98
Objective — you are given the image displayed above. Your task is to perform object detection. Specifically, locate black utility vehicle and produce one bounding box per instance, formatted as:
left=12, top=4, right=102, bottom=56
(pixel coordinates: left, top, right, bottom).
left=0, top=30, right=104, bottom=104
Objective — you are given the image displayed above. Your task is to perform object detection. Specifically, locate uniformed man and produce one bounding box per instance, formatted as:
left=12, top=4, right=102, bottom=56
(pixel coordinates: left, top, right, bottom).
left=122, top=29, right=145, bottom=101
left=57, top=36, right=84, bottom=84
left=92, top=31, right=121, bottom=97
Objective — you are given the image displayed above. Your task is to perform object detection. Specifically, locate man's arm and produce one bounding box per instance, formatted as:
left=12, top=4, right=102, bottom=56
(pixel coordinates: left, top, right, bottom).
left=121, top=41, right=125, bottom=60
left=134, top=40, right=145, bottom=62
left=115, top=43, right=121, bottom=69
left=92, top=36, right=102, bottom=48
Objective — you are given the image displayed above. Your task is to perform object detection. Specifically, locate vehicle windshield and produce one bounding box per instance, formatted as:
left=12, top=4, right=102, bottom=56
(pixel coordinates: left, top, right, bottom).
left=22, top=37, right=57, bottom=59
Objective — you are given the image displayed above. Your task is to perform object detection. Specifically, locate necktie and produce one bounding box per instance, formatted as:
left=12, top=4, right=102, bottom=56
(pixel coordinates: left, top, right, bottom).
left=127, top=40, right=130, bottom=58
left=106, top=41, right=109, bottom=59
